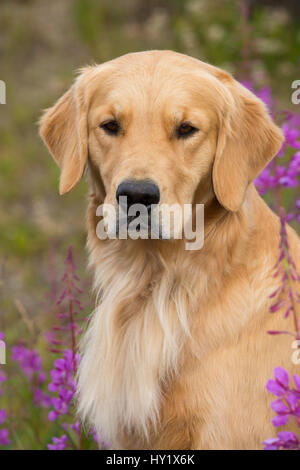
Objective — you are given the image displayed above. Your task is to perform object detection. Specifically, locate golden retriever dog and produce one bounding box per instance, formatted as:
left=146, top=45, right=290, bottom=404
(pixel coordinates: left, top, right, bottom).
left=39, top=50, right=300, bottom=450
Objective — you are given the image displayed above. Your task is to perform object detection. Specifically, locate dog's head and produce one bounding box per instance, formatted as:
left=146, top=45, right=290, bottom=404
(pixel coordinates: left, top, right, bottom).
left=39, top=51, right=283, bottom=239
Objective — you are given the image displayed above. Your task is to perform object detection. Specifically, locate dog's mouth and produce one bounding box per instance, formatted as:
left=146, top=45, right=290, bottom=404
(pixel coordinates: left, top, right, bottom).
left=116, top=211, right=162, bottom=239
left=100, top=200, right=188, bottom=241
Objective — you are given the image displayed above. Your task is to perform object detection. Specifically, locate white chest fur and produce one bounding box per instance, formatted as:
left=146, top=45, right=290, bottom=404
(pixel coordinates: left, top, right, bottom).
left=77, top=252, right=191, bottom=445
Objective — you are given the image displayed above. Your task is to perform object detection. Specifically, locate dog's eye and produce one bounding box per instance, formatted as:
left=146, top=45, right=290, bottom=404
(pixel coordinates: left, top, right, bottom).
left=100, top=120, right=120, bottom=135
left=177, top=122, right=198, bottom=139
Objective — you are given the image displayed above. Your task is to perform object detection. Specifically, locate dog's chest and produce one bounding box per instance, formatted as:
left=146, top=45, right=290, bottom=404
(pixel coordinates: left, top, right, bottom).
left=78, top=262, right=192, bottom=446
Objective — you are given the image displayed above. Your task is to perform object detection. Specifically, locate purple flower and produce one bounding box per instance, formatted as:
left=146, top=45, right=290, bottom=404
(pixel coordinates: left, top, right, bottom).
left=255, top=166, right=275, bottom=195
left=263, top=437, right=280, bottom=450
left=33, top=387, right=51, bottom=408
left=48, top=434, right=69, bottom=450
left=47, top=349, right=80, bottom=422
left=0, top=409, right=7, bottom=426
left=12, top=345, right=43, bottom=380
left=12, top=344, right=51, bottom=410
left=271, top=410, right=290, bottom=427
left=266, top=366, right=289, bottom=397
left=264, top=431, right=300, bottom=450
left=257, top=87, right=272, bottom=111
left=278, top=123, right=300, bottom=157
left=293, top=374, right=300, bottom=392
left=48, top=410, right=59, bottom=422
left=70, top=420, right=81, bottom=435
left=0, top=428, right=10, bottom=446
left=274, top=367, right=290, bottom=388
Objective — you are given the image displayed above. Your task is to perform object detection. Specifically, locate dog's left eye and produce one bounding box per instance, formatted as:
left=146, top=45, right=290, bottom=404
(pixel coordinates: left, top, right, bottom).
left=100, top=120, right=120, bottom=135
left=177, top=122, right=198, bottom=139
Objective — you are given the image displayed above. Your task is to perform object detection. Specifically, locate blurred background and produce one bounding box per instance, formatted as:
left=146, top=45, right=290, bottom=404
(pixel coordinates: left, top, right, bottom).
left=0, top=0, right=299, bottom=449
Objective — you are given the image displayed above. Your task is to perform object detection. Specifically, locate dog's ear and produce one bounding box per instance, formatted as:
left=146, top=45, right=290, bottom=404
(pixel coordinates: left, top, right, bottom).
left=39, top=80, right=88, bottom=195
left=212, top=80, right=283, bottom=212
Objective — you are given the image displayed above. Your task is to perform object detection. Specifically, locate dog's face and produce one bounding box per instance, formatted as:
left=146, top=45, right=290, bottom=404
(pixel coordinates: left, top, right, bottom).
left=40, top=51, right=283, bottom=238
left=87, top=55, right=222, bottom=238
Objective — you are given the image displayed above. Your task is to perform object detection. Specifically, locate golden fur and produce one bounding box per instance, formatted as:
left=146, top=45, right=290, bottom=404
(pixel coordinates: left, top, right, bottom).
left=39, top=50, right=300, bottom=449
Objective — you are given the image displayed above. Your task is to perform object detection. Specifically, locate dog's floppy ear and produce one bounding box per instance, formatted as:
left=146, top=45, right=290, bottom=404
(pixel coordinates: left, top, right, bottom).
left=213, top=80, right=283, bottom=212
left=39, top=80, right=88, bottom=195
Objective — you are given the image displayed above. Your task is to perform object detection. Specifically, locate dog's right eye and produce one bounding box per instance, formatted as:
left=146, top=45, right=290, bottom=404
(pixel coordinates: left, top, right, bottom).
left=100, top=120, right=120, bottom=135
left=176, top=122, right=198, bottom=139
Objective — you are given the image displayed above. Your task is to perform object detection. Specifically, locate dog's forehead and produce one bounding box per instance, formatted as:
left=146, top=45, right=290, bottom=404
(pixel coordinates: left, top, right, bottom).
left=86, top=52, right=228, bottom=116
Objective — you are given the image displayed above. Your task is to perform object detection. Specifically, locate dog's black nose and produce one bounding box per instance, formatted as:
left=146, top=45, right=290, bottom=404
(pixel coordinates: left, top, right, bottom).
left=116, top=180, right=160, bottom=209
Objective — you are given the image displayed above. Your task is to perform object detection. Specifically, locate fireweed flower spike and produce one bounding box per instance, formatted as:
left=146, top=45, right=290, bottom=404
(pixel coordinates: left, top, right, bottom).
left=257, top=86, right=300, bottom=449
left=12, top=344, right=51, bottom=408
left=267, top=208, right=300, bottom=339
left=45, top=246, right=102, bottom=450
left=0, top=332, right=10, bottom=446
left=264, top=368, right=300, bottom=450
left=46, top=245, right=85, bottom=356
left=264, top=210, right=300, bottom=449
